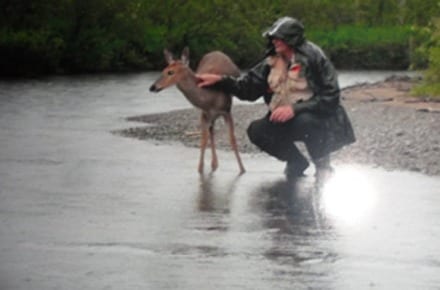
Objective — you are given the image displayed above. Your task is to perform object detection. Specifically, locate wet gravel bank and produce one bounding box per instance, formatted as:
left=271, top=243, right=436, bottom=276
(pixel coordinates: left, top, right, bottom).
left=117, top=85, right=440, bottom=176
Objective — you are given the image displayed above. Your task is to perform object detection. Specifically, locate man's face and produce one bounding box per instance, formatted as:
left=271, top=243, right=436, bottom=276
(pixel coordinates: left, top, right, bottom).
left=272, top=38, right=291, bottom=56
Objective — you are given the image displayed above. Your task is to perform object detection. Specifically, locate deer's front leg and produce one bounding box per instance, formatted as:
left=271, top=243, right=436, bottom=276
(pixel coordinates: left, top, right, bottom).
left=224, top=114, right=245, bottom=174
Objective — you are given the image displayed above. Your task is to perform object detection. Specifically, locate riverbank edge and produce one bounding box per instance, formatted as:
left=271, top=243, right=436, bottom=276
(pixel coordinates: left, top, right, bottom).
left=115, top=76, right=440, bottom=176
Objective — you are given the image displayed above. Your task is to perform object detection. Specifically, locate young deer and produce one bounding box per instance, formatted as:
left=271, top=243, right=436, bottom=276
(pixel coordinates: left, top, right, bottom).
left=149, top=47, right=245, bottom=174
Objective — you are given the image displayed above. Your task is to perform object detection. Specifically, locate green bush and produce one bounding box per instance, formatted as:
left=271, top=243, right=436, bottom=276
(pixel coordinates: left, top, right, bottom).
left=409, top=26, right=432, bottom=69
left=307, top=26, right=412, bottom=69
left=412, top=17, right=440, bottom=99
left=1, top=0, right=438, bottom=76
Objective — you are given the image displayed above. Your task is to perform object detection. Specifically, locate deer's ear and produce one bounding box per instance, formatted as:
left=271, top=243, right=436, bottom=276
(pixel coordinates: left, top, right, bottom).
left=163, top=49, right=174, bottom=64
left=181, top=47, right=190, bottom=66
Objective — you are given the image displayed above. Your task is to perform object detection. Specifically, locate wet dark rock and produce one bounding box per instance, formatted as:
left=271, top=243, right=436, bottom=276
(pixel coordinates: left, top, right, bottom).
left=384, top=75, right=413, bottom=82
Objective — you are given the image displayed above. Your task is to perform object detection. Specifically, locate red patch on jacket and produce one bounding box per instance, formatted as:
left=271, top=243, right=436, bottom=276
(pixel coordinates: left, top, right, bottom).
left=290, top=64, right=301, bottom=72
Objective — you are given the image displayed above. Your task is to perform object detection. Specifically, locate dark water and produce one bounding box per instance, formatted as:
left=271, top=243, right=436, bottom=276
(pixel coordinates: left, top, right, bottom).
left=0, top=72, right=439, bottom=290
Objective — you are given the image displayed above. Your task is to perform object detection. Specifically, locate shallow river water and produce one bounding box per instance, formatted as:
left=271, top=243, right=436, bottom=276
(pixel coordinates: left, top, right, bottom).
left=0, top=71, right=439, bottom=290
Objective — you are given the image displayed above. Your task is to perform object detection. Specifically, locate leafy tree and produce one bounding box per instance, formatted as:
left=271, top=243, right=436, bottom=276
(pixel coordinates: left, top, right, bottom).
left=413, top=16, right=440, bottom=98
left=0, top=0, right=439, bottom=76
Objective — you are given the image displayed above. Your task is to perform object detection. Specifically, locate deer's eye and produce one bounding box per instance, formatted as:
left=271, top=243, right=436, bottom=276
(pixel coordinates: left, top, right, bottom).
left=167, top=71, right=174, bottom=76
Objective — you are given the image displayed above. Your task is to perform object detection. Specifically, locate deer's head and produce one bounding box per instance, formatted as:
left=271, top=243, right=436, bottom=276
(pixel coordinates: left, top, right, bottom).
left=149, top=47, right=190, bottom=92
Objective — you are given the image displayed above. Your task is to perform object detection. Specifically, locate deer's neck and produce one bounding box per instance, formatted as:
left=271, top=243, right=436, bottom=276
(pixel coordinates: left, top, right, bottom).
left=176, top=69, right=206, bottom=108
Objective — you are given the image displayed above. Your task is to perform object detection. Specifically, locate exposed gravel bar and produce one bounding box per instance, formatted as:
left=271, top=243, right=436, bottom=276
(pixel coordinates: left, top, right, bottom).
left=116, top=76, right=440, bottom=176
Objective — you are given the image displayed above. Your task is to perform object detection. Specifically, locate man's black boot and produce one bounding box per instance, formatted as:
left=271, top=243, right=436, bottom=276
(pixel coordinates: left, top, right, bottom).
left=314, top=155, right=333, bottom=179
left=284, top=157, right=309, bottom=179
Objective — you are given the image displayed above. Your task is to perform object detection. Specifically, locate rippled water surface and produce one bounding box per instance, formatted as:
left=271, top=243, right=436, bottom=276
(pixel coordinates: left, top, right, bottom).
left=0, top=71, right=439, bottom=290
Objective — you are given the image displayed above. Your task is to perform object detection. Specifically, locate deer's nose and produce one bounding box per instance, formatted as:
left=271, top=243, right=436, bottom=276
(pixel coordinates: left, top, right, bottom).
left=149, top=84, right=160, bottom=92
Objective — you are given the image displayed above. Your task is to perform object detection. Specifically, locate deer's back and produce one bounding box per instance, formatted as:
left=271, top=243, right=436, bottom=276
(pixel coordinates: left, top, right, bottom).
left=196, top=51, right=240, bottom=77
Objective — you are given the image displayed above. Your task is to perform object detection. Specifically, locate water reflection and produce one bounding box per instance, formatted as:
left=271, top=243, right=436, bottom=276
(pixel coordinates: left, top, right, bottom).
left=197, top=173, right=217, bottom=212
left=321, top=166, right=377, bottom=226
left=253, top=176, right=333, bottom=233
left=251, top=165, right=378, bottom=232
left=251, top=176, right=338, bottom=287
left=197, top=173, right=240, bottom=213
left=190, top=173, right=242, bottom=235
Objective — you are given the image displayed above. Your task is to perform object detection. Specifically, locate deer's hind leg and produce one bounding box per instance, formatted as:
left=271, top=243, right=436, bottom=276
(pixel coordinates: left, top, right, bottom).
left=209, top=121, right=218, bottom=172
left=223, top=113, right=245, bottom=174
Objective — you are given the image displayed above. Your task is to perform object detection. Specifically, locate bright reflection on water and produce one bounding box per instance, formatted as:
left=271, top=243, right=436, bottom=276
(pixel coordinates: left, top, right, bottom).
left=321, top=166, right=377, bottom=225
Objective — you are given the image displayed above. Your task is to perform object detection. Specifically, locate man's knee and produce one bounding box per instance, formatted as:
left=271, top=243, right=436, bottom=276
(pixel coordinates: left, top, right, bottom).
left=247, top=115, right=274, bottom=147
left=246, top=120, right=260, bottom=145
left=293, top=112, right=319, bottom=127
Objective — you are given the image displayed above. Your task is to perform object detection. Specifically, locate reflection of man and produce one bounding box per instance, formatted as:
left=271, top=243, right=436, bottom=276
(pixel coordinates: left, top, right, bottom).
left=197, top=16, right=355, bottom=179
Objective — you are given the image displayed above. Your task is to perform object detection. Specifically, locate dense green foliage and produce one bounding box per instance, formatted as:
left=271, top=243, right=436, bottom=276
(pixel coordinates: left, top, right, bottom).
left=412, top=17, right=440, bottom=98
left=308, top=25, right=412, bottom=69
left=0, top=0, right=438, bottom=76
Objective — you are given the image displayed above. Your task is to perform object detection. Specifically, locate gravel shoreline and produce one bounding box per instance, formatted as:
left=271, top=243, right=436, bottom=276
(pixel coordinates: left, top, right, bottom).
left=116, top=77, right=440, bottom=176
